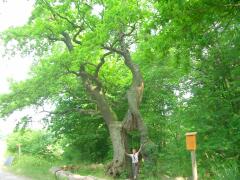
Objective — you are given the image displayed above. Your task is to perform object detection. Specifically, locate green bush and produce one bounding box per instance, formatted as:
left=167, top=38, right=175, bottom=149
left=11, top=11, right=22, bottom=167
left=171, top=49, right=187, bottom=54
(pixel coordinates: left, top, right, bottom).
left=211, top=160, right=240, bottom=180
left=9, top=155, right=55, bottom=180
left=7, top=130, right=62, bottom=159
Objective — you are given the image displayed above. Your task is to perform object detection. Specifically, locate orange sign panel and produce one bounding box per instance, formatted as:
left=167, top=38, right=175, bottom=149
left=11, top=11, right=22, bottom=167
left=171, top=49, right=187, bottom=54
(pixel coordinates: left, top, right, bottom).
left=186, top=132, right=197, bottom=151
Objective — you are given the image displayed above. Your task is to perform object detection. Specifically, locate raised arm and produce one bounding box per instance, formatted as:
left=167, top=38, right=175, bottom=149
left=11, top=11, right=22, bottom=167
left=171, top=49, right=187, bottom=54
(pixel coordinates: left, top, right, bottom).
left=125, top=151, right=131, bottom=157
left=137, top=144, right=143, bottom=154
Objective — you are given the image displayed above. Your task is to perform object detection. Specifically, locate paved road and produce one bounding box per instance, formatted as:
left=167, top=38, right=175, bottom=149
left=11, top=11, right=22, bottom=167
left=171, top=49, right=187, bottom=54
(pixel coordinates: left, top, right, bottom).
left=0, top=169, right=28, bottom=180
left=0, top=140, right=29, bottom=180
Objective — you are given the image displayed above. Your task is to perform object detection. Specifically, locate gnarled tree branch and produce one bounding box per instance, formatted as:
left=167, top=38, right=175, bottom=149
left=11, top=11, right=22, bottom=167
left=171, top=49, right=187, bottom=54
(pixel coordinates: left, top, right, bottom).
left=73, top=26, right=84, bottom=45
left=61, top=32, right=74, bottom=51
left=40, top=0, right=80, bottom=28
left=102, top=45, right=124, bottom=56
left=95, top=52, right=112, bottom=77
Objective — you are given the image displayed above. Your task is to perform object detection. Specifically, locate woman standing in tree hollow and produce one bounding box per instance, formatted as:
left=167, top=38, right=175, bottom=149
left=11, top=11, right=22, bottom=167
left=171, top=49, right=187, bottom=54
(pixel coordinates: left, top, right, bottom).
left=125, top=145, right=142, bottom=180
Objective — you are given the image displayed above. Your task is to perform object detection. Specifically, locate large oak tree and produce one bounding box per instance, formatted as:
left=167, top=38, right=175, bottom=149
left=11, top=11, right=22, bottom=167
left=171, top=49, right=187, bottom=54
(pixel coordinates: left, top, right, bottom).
left=0, top=0, right=152, bottom=176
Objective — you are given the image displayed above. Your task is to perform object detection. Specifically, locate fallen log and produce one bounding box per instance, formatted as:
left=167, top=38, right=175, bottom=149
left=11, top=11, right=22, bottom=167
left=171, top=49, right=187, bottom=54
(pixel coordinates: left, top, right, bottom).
left=50, top=167, right=106, bottom=180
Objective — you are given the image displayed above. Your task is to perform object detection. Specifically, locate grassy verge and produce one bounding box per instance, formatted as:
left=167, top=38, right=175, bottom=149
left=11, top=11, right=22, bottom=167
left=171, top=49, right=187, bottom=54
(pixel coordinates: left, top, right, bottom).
left=6, top=155, right=113, bottom=180
left=7, top=155, right=56, bottom=180
left=74, top=164, right=113, bottom=180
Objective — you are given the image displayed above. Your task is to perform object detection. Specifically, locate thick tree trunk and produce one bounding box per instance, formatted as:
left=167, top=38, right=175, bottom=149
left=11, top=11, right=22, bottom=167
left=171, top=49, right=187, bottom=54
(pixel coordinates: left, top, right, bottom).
left=57, top=27, right=142, bottom=177
left=80, top=71, right=127, bottom=176
left=120, top=46, right=149, bottom=145
left=106, top=121, right=126, bottom=176
left=79, top=38, right=151, bottom=177
left=112, top=39, right=151, bottom=177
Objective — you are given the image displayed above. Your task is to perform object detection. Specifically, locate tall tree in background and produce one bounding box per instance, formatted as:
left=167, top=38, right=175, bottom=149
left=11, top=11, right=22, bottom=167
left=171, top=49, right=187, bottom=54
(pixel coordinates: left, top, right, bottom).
left=145, top=0, right=240, bottom=176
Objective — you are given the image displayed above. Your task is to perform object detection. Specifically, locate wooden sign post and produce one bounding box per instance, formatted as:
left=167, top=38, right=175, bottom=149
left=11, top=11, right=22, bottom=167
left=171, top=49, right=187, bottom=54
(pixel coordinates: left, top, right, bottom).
left=17, top=144, right=21, bottom=158
left=186, top=132, right=198, bottom=180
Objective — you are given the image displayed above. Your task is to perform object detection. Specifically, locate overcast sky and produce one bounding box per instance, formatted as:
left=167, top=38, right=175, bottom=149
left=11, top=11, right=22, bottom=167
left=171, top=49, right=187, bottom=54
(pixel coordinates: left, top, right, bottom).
left=0, top=0, right=102, bottom=136
left=0, top=0, right=43, bottom=136
left=0, top=0, right=34, bottom=94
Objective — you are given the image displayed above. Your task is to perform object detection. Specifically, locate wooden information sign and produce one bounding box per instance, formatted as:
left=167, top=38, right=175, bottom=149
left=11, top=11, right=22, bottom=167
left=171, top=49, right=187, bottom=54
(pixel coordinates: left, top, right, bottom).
left=186, top=132, right=198, bottom=180
left=186, top=132, right=197, bottom=151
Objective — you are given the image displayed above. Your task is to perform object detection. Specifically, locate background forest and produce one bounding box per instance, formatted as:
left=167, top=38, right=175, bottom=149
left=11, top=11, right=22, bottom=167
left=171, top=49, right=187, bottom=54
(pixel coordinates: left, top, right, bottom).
left=0, top=0, right=240, bottom=179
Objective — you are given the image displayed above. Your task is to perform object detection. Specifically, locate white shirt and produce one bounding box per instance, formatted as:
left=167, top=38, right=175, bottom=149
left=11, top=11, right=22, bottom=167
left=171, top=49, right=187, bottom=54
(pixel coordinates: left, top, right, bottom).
left=130, top=152, right=139, bottom=164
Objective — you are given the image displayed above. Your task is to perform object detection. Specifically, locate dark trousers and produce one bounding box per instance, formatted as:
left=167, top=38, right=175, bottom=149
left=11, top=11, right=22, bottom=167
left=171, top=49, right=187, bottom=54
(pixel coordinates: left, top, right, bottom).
left=132, top=163, right=139, bottom=178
